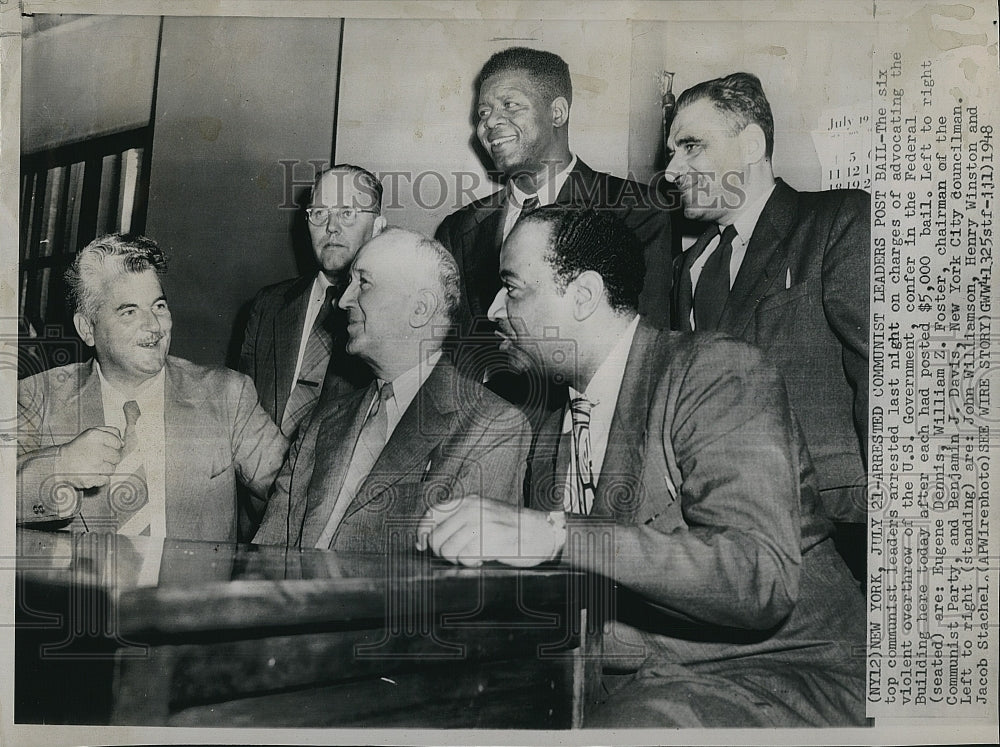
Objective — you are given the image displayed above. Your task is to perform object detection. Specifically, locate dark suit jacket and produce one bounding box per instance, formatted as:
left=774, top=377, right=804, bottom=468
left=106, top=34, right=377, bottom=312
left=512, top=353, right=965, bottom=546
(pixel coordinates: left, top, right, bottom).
left=527, top=323, right=865, bottom=724
left=239, top=275, right=371, bottom=427
left=436, top=158, right=674, bottom=333
left=673, top=180, right=870, bottom=522
left=253, top=357, right=532, bottom=552
left=17, top=357, right=289, bottom=543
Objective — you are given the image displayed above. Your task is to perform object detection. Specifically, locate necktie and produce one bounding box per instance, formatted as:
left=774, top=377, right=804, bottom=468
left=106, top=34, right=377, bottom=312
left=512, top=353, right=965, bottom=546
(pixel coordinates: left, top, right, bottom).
left=313, top=381, right=395, bottom=548
left=282, top=285, right=338, bottom=437
left=694, top=224, right=738, bottom=330
left=109, top=400, right=151, bottom=534
left=567, top=396, right=596, bottom=515
left=519, top=193, right=540, bottom=217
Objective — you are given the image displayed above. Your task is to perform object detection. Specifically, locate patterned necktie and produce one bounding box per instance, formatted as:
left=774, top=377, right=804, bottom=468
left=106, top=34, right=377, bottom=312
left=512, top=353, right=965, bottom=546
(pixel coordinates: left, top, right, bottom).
left=694, top=224, right=738, bottom=331
left=313, top=381, right=395, bottom=548
left=282, top=284, right=338, bottom=437
left=566, top=396, right=596, bottom=515
left=109, top=400, right=151, bottom=534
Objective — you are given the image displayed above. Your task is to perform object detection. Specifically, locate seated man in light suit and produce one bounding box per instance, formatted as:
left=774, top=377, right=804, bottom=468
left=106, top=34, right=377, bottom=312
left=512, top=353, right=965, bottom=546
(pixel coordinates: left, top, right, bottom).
left=417, top=208, right=865, bottom=727
left=17, top=233, right=288, bottom=542
left=254, top=228, right=531, bottom=551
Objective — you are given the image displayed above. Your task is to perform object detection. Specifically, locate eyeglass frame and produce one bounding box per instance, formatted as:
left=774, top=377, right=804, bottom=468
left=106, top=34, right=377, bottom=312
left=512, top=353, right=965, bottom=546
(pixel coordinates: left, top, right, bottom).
left=305, top=205, right=380, bottom=226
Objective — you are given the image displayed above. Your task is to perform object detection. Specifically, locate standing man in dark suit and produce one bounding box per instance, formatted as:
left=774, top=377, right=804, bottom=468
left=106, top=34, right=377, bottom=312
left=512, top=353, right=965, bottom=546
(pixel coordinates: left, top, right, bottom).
left=240, top=164, right=385, bottom=439
left=666, top=73, right=870, bottom=529
left=436, top=47, right=673, bottom=398
left=417, top=208, right=865, bottom=727
left=254, top=228, right=531, bottom=552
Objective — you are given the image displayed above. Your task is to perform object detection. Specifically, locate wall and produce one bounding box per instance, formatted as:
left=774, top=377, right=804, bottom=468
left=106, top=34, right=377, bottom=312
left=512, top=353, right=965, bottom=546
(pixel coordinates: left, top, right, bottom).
left=21, top=15, right=160, bottom=153
left=335, top=19, right=633, bottom=237
left=145, top=16, right=342, bottom=365
left=628, top=17, right=875, bottom=189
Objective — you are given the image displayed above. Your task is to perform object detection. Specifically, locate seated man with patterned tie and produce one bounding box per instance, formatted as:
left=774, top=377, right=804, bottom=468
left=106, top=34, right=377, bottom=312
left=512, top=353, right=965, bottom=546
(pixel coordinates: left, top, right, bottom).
left=416, top=207, right=865, bottom=727
left=253, top=227, right=531, bottom=551
left=17, top=233, right=288, bottom=542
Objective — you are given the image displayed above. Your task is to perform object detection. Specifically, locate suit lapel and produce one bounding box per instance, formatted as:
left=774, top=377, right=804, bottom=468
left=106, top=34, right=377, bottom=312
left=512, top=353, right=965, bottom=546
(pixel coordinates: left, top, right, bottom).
left=589, top=324, right=654, bottom=521
left=341, top=361, right=458, bottom=521
left=526, top=408, right=565, bottom=512
left=273, top=278, right=312, bottom=422
left=77, top=360, right=105, bottom=432
left=299, top=384, right=375, bottom=547
left=719, top=180, right=797, bottom=336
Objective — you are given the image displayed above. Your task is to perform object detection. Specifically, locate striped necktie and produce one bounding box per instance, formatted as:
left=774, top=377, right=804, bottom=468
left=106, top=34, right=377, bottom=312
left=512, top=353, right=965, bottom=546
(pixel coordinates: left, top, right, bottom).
left=109, top=399, right=152, bottom=535
left=566, top=396, right=596, bottom=514
left=282, top=284, right=338, bottom=437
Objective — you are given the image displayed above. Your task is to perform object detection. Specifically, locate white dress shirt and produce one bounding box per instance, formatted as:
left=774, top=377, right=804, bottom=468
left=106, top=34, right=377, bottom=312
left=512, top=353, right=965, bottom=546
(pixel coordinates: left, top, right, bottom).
left=502, top=154, right=579, bottom=240
left=290, top=271, right=335, bottom=398
left=562, top=315, right=640, bottom=500
left=96, top=362, right=167, bottom=536
left=688, top=184, right=777, bottom=330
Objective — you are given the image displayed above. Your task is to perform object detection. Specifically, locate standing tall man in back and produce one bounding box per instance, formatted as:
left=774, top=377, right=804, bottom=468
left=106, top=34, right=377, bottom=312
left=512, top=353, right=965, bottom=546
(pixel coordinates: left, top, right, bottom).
left=667, top=73, right=870, bottom=532
left=240, top=165, right=385, bottom=439
left=436, top=47, right=673, bottom=401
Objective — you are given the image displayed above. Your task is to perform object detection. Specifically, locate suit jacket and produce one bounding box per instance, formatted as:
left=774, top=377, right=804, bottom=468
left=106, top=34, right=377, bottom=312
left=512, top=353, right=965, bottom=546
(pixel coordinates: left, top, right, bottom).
left=527, top=323, right=865, bottom=723
left=239, top=275, right=371, bottom=428
left=672, top=180, right=870, bottom=522
left=436, top=158, right=674, bottom=333
left=254, top=357, right=532, bottom=551
left=16, top=357, right=289, bottom=543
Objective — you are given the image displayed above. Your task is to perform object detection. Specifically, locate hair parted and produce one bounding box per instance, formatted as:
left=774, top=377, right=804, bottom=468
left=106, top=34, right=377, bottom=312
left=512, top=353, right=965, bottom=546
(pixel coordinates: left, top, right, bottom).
left=65, top=233, right=168, bottom=320
left=477, top=47, right=572, bottom=107
left=313, top=163, right=384, bottom=212
left=677, top=72, right=775, bottom=158
left=520, top=206, right=644, bottom=315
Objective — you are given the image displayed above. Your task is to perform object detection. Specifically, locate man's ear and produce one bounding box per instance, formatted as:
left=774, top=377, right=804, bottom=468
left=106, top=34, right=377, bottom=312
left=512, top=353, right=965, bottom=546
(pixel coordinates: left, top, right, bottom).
left=739, top=123, right=768, bottom=166
left=73, top=313, right=95, bottom=347
left=570, top=270, right=605, bottom=322
left=551, top=96, right=570, bottom=128
left=371, top=215, right=387, bottom=238
left=410, top=288, right=440, bottom=329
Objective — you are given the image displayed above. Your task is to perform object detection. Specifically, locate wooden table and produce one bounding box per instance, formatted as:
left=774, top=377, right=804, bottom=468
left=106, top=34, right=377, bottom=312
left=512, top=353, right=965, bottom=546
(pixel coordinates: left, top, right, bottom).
left=14, top=527, right=602, bottom=728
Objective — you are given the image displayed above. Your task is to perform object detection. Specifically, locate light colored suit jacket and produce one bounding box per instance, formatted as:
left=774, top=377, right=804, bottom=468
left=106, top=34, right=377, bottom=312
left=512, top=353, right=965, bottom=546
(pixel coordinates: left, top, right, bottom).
left=673, top=180, right=870, bottom=521
left=239, top=276, right=371, bottom=427
left=17, top=357, right=288, bottom=542
left=527, top=323, right=866, bottom=724
left=254, top=358, right=531, bottom=551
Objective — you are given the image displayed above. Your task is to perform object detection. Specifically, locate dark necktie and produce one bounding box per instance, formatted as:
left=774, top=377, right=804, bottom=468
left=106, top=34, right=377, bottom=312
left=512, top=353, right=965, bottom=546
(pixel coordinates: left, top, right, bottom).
left=694, top=224, right=738, bottom=331
left=567, top=396, right=596, bottom=515
left=282, top=285, right=338, bottom=437
left=108, top=400, right=151, bottom=534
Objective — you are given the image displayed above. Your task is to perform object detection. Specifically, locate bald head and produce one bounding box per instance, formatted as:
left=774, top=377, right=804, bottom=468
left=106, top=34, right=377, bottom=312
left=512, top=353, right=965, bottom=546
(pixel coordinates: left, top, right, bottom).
left=337, top=227, right=461, bottom=380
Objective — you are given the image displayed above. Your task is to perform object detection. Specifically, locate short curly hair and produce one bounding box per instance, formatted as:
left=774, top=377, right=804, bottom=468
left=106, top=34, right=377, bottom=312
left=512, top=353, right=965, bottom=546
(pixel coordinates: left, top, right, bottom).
left=477, top=47, right=572, bottom=107
left=65, top=233, right=167, bottom=320
left=518, top=206, right=644, bottom=315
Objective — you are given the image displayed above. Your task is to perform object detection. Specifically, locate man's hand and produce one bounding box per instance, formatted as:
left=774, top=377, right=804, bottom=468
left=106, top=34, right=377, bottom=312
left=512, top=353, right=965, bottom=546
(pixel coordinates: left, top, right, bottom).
left=55, top=426, right=124, bottom=490
left=415, top=496, right=563, bottom=567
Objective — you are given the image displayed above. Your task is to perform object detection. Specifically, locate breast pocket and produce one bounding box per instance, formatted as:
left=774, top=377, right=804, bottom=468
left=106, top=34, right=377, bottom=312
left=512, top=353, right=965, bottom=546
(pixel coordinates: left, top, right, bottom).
left=752, top=277, right=820, bottom=342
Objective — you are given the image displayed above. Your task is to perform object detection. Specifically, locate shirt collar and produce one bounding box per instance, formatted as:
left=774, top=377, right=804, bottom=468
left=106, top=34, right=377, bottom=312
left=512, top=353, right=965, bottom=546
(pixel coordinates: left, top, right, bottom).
left=508, top=153, right=578, bottom=207
left=94, top=359, right=166, bottom=411
left=569, top=314, right=640, bottom=407
left=380, top=348, right=443, bottom=414
left=725, top=182, right=776, bottom=241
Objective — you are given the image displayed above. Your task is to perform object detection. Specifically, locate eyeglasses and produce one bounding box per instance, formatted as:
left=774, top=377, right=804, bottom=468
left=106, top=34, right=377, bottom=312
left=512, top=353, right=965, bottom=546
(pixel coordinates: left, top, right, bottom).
left=305, top=206, right=379, bottom=226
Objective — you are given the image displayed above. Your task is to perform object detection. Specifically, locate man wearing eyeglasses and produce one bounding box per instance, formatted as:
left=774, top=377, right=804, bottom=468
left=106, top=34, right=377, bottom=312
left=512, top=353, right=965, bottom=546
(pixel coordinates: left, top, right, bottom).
left=240, top=164, right=386, bottom=441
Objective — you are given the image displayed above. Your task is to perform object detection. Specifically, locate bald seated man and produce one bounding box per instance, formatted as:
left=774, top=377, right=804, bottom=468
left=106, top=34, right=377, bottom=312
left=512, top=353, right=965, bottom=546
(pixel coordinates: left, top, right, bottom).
left=253, top=227, right=531, bottom=551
